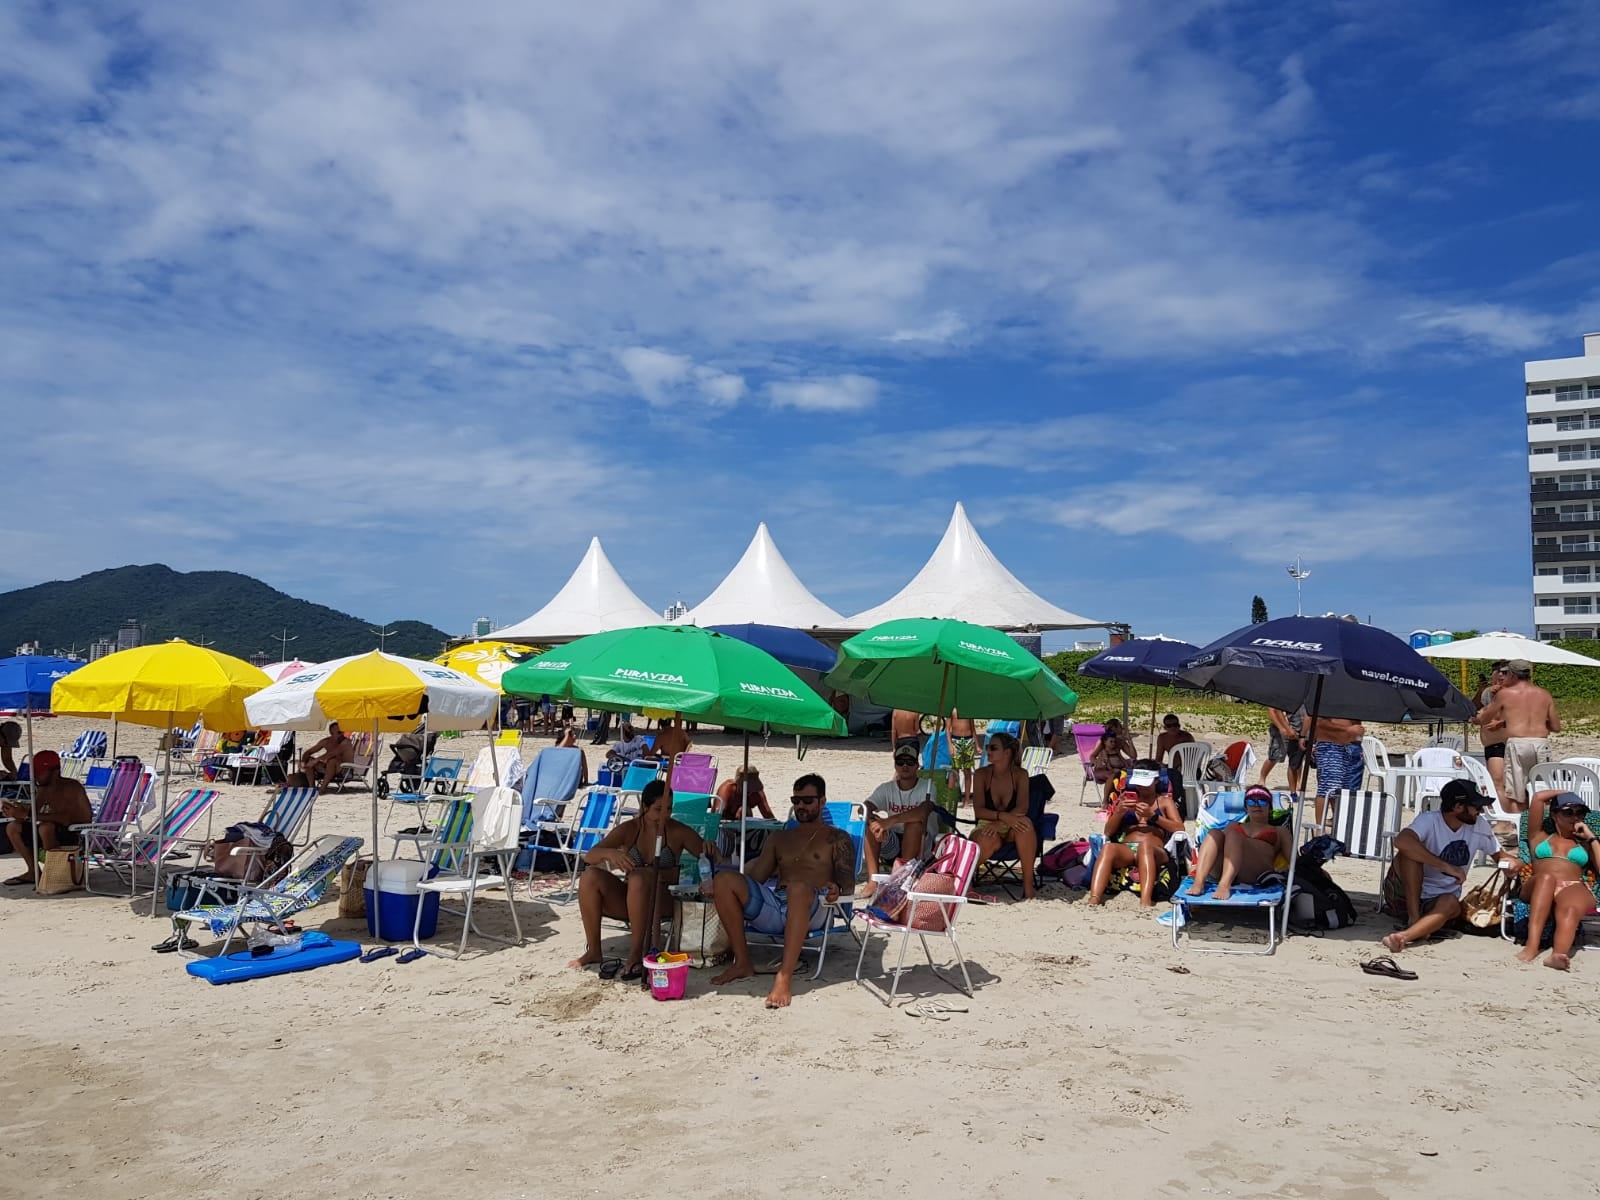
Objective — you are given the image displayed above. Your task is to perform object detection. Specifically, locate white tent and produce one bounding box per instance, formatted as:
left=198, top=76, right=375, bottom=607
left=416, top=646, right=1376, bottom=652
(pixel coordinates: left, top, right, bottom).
left=680, top=523, right=851, bottom=630
left=487, top=538, right=659, bottom=644
left=1417, top=633, right=1600, bottom=668
left=847, top=501, right=1103, bottom=631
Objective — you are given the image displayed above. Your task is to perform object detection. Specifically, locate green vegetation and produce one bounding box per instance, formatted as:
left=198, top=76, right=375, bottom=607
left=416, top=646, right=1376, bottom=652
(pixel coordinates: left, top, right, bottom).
left=0, top=564, right=452, bottom=662
left=1250, top=595, right=1268, bottom=624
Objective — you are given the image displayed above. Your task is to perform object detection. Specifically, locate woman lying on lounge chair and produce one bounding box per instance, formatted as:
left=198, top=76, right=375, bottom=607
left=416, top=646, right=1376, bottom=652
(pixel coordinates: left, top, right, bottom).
left=1516, top=789, right=1600, bottom=971
left=1182, top=785, right=1291, bottom=900
left=1087, top=760, right=1184, bottom=908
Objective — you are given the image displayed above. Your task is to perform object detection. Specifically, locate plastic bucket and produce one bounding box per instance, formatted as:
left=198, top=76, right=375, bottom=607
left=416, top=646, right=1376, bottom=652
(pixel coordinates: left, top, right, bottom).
left=644, top=953, right=690, bottom=1001
left=365, top=859, right=440, bottom=941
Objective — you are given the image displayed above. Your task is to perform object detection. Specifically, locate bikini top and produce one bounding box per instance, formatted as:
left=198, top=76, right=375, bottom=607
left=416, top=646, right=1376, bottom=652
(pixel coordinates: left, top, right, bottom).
left=977, top=769, right=1023, bottom=815
left=1534, top=839, right=1590, bottom=867
left=627, top=822, right=678, bottom=869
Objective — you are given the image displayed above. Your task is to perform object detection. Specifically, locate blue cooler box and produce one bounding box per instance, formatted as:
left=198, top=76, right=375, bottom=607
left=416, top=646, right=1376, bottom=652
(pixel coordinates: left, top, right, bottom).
left=365, top=859, right=441, bottom=941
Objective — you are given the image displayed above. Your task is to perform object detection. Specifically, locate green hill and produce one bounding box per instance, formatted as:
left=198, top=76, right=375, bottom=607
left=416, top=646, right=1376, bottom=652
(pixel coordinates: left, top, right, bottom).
left=0, top=564, right=452, bottom=662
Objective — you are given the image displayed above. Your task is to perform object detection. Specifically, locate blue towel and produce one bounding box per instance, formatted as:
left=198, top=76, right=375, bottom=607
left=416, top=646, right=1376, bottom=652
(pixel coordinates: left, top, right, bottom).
left=520, top=747, right=584, bottom=829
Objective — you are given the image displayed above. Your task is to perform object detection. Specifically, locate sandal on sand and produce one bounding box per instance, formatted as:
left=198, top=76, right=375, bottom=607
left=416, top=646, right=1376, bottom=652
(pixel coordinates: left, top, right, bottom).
left=1359, top=956, right=1417, bottom=981
left=905, top=999, right=970, bottom=1021
left=3, top=873, right=35, bottom=886
left=152, top=933, right=199, bottom=954
left=360, top=946, right=399, bottom=963
left=620, top=964, right=644, bottom=983
left=598, top=958, right=622, bottom=981
left=396, top=949, right=427, bottom=964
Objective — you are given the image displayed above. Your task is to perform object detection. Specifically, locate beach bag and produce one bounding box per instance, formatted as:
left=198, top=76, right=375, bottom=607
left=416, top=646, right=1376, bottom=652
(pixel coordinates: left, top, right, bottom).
left=1040, top=838, right=1091, bottom=878
left=338, top=858, right=370, bottom=919
left=37, top=848, right=84, bottom=895
left=676, top=899, right=732, bottom=960
left=871, top=856, right=927, bottom=923
left=1460, top=870, right=1512, bottom=932
left=902, top=872, right=959, bottom=931
left=1289, top=858, right=1357, bottom=931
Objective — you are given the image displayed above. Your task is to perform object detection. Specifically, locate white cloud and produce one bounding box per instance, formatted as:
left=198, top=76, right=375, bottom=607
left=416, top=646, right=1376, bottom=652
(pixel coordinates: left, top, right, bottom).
left=1405, top=304, right=1562, bottom=352
left=617, top=347, right=745, bottom=407
left=769, top=374, right=880, bottom=412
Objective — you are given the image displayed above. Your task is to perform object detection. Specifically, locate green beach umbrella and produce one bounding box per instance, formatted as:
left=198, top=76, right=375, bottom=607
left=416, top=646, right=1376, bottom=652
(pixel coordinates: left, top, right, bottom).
left=824, top=618, right=1078, bottom=720
left=500, top=625, right=845, bottom=737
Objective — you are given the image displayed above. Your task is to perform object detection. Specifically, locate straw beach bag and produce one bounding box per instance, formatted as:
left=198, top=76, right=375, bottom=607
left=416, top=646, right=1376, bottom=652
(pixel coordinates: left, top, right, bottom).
left=338, top=858, right=370, bottom=919
left=37, top=849, right=85, bottom=895
left=1460, top=870, right=1511, bottom=931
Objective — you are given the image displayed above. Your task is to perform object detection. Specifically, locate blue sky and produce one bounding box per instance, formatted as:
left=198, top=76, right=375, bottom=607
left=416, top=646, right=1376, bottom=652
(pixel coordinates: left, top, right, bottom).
left=3, top=1, right=1598, bottom=648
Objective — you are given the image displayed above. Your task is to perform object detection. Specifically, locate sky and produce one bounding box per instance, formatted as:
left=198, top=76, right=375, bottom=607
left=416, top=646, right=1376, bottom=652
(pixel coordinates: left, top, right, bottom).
left=4, top=1, right=1598, bottom=649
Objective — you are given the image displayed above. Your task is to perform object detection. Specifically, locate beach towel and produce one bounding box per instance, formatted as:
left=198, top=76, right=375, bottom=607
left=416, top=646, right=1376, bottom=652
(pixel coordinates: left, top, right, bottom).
left=520, top=747, right=584, bottom=829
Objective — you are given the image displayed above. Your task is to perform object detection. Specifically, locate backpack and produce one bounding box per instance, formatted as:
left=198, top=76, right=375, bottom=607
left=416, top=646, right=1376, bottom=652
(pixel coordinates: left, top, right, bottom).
left=1040, top=838, right=1091, bottom=878
left=1289, top=856, right=1358, bottom=931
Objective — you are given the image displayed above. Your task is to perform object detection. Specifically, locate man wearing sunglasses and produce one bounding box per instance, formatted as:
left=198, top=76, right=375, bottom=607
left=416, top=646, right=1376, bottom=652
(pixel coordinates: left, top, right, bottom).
left=711, top=773, right=857, bottom=1009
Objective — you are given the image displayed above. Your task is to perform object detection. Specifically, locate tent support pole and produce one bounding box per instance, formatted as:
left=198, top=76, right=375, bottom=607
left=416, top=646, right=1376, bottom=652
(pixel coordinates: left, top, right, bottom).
left=1148, top=686, right=1160, bottom=758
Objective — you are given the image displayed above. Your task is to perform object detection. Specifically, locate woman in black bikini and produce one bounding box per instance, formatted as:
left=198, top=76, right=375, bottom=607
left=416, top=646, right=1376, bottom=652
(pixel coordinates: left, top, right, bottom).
left=971, top=732, right=1038, bottom=900
left=567, top=779, right=716, bottom=978
left=1087, top=759, right=1185, bottom=908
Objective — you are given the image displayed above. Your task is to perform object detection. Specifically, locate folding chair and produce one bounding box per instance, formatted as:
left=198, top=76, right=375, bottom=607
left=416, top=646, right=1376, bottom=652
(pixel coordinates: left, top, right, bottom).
left=949, top=773, right=1056, bottom=898
left=743, top=800, right=866, bottom=980
left=331, top=732, right=377, bottom=791
left=1168, top=790, right=1302, bottom=955
left=1327, top=788, right=1401, bottom=899
left=412, top=787, right=527, bottom=959
left=1020, top=746, right=1053, bottom=777
left=854, top=832, right=978, bottom=1004
left=1070, top=724, right=1105, bottom=806
left=531, top=788, right=620, bottom=903
left=83, top=785, right=219, bottom=899
left=385, top=755, right=464, bottom=831
left=63, top=730, right=108, bottom=762
left=171, top=835, right=364, bottom=955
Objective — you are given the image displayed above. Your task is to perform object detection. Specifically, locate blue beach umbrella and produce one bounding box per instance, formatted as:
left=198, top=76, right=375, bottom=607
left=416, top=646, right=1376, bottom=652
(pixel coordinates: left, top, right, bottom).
left=1176, top=616, right=1473, bottom=726
left=705, top=624, right=838, bottom=673
left=0, top=655, right=84, bottom=874
left=1078, top=638, right=1199, bottom=752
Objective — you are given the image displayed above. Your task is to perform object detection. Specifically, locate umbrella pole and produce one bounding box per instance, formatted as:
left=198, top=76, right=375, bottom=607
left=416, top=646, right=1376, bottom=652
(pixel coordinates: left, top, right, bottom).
left=371, top=717, right=382, bottom=940
left=110, top=717, right=118, bottom=761
left=151, top=709, right=172, bottom=916
left=1303, top=677, right=1325, bottom=827
left=739, top=729, right=750, bottom=871
left=1122, top=684, right=1130, bottom=728
left=933, top=664, right=951, bottom=807
left=1148, top=685, right=1160, bottom=757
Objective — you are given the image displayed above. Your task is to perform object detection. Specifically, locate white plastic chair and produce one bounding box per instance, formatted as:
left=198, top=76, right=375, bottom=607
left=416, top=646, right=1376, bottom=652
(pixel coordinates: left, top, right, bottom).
left=1408, top=747, right=1467, bottom=808
left=1361, top=735, right=1393, bottom=786
left=1425, top=733, right=1465, bottom=752
left=413, top=786, right=526, bottom=959
left=1170, top=742, right=1214, bottom=812
left=1527, top=762, right=1600, bottom=807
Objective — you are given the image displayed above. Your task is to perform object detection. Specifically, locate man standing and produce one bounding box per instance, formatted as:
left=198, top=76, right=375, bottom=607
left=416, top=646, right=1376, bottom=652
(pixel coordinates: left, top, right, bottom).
left=862, top=745, right=939, bottom=875
left=1259, top=707, right=1305, bottom=792
left=1379, top=780, right=1518, bottom=953
left=890, top=709, right=924, bottom=761
left=945, top=708, right=978, bottom=806
left=711, top=773, right=857, bottom=1008
left=1308, top=715, right=1365, bottom=828
left=2, top=751, right=92, bottom=886
left=1474, top=659, right=1558, bottom=811
left=1474, top=662, right=1509, bottom=803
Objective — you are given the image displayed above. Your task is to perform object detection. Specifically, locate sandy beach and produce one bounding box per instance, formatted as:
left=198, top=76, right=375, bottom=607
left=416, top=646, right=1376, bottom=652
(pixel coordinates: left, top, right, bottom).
left=4, top=714, right=1595, bottom=1200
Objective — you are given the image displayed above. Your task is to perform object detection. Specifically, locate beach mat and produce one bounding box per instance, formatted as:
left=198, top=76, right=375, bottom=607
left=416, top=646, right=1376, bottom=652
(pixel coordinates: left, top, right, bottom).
left=185, top=931, right=361, bottom=985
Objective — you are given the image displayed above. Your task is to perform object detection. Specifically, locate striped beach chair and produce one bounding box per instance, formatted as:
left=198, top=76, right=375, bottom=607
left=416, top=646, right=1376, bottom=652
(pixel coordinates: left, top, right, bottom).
left=391, top=796, right=475, bottom=874
left=1328, top=789, right=1401, bottom=896
left=84, top=786, right=219, bottom=899
left=171, top=835, right=363, bottom=954
left=854, top=832, right=979, bottom=1005
left=63, top=730, right=108, bottom=762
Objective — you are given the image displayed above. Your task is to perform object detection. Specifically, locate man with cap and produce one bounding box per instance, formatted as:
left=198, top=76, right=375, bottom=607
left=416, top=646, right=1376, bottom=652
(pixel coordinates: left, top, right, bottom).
left=1473, top=659, right=1560, bottom=811
left=1379, top=779, right=1518, bottom=953
left=2, top=751, right=93, bottom=885
left=861, top=743, right=940, bottom=881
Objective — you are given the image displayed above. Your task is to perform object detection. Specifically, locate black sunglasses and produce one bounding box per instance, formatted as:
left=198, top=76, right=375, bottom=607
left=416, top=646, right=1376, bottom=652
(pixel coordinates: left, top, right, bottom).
left=791, top=794, right=822, bottom=804
left=1554, top=804, right=1590, bottom=816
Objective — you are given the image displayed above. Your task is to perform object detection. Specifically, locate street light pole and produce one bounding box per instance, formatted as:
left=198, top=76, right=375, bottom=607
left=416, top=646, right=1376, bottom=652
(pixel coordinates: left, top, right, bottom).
left=1286, top=556, right=1311, bottom=617
left=368, top=624, right=397, bottom=651
left=270, top=628, right=298, bottom=663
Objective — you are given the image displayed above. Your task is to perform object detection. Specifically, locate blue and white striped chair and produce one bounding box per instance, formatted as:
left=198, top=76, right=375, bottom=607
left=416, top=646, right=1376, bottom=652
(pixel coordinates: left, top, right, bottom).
left=171, top=835, right=363, bottom=954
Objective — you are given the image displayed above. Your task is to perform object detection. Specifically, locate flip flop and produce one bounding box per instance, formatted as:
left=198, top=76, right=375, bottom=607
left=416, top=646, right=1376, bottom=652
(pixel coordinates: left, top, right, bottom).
left=620, top=964, right=644, bottom=982
left=1359, top=956, right=1417, bottom=981
left=360, top=946, right=399, bottom=963
left=3, top=873, right=35, bottom=886
left=396, top=949, right=427, bottom=964
left=598, top=958, right=622, bottom=981
left=152, top=933, right=199, bottom=954
left=906, top=998, right=969, bottom=1020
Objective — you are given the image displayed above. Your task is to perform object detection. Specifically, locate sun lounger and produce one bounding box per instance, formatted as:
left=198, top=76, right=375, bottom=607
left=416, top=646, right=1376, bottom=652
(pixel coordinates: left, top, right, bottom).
left=1168, top=790, right=1303, bottom=955
left=171, top=834, right=364, bottom=955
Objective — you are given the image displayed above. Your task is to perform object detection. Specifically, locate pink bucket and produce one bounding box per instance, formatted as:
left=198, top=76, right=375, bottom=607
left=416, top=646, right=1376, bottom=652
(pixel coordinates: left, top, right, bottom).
left=644, top=953, right=690, bottom=1001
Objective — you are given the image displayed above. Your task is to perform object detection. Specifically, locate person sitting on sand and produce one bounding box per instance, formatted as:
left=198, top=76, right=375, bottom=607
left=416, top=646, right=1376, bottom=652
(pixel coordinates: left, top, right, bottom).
left=1182, top=785, right=1291, bottom=900
left=863, top=743, right=938, bottom=875
left=1087, top=760, right=1185, bottom=908
left=1515, top=789, right=1600, bottom=971
left=710, top=773, right=856, bottom=1009
left=715, top=766, right=773, bottom=822
left=3, top=751, right=92, bottom=885
left=1090, top=722, right=1137, bottom=804
left=970, top=731, right=1038, bottom=900
left=652, top=716, right=691, bottom=764
left=567, top=779, right=717, bottom=981
left=1379, top=780, right=1517, bottom=954
left=300, top=722, right=354, bottom=790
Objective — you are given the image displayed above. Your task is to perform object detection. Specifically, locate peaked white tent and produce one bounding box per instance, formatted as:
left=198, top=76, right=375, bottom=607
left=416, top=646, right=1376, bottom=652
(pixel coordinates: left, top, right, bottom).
left=681, top=523, right=851, bottom=630
left=848, top=502, right=1104, bottom=631
left=487, top=538, right=659, bottom=644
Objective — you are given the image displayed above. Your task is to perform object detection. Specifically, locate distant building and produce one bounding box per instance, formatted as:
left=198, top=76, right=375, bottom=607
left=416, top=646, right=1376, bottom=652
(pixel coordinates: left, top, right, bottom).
left=88, top=637, right=116, bottom=661
left=1528, top=333, right=1600, bottom=640
left=472, top=616, right=494, bottom=638
left=14, top=640, right=39, bottom=656
left=116, top=619, right=144, bottom=652
left=249, top=651, right=271, bottom=667
left=662, top=600, right=689, bottom=622
left=1073, top=640, right=1106, bottom=652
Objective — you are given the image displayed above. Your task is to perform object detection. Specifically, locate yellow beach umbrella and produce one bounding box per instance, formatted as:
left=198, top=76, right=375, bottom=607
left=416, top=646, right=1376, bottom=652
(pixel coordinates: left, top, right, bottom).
left=434, top=641, right=538, bottom=691
left=51, top=640, right=271, bottom=914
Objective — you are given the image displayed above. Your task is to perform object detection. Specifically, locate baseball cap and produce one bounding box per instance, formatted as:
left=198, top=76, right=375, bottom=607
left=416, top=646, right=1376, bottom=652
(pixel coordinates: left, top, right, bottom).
left=1439, top=779, right=1490, bottom=808
left=893, top=744, right=919, bottom=762
left=1505, top=658, right=1532, bottom=675
left=1550, top=791, right=1590, bottom=814
left=31, top=749, right=60, bottom=775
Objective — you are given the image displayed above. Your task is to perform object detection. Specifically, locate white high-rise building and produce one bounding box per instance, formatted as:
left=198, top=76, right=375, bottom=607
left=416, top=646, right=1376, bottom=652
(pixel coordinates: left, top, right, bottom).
left=1528, top=333, right=1600, bottom=640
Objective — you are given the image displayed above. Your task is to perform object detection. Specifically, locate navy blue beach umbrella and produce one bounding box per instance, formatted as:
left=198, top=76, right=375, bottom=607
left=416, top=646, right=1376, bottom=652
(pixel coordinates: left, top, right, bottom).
left=705, top=624, right=838, bottom=673
left=1175, top=616, right=1473, bottom=725
left=1078, top=638, right=1199, bottom=752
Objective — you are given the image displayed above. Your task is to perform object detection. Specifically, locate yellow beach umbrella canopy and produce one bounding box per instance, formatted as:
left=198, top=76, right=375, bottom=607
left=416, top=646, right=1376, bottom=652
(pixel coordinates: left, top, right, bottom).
left=245, top=651, right=500, bottom=732
left=51, top=639, right=272, bottom=729
left=434, top=641, right=538, bottom=691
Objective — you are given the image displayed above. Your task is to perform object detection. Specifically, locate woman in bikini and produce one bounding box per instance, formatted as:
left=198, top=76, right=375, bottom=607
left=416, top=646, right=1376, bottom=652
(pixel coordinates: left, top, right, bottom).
left=1182, top=784, right=1291, bottom=900
left=1087, top=759, right=1185, bottom=907
left=567, top=779, right=716, bottom=979
left=1516, top=789, right=1600, bottom=971
left=971, top=732, right=1038, bottom=900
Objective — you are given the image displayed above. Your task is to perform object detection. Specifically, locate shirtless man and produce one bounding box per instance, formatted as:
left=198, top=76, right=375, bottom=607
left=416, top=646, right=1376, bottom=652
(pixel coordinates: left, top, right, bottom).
left=1474, top=659, right=1559, bottom=811
left=301, top=722, right=354, bottom=790
left=3, top=751, right=93, bottom=885
left=711, top=773, right=855, bottom=1008
left=890, top=709, right=923, bottom=762
left=653, top=716, right=691, bottom=764
left=1308, top=715, right=1365, bottom=827
left=945, top=709, right=978, bottom=805
left=1474, top=662, right=1509, bottom=803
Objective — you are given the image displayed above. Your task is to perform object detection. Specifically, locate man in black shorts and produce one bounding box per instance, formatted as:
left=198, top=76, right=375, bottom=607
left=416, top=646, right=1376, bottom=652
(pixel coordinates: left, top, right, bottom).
left=1476, top=662, right=1508, bottom=803
left=2, top=750, right=93, bottom=885
left=1260, top=707, right=1305, bottom=791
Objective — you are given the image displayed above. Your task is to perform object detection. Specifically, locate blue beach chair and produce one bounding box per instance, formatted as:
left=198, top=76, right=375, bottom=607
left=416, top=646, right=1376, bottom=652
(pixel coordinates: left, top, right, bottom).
left=171, top=835, right=364, bottom=954
left=743, top=800, right=866, bottom=979
left=1168, top=790, right=1303, bottom=956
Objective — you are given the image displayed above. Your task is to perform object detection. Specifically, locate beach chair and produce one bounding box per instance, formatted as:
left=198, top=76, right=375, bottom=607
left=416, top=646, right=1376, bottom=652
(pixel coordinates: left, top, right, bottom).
left=384, top=755, right=464, bottom=831
left=1527, top=761, right=1600, bottom=807
left=1170, top=741, right=1214, bottom=818
left=854, top=832, right=979, bottom=1004
left=1070, top=724, right=1105, bottom=805
left=259, top=786, right=319, bottom=849
left=170, top=835, right=364, bottom=955
left=533, top=788, right=620, bottom=903
left=670, top=752, right=717, bottom=794
left=391, top=797, right=475, bottom=873
left=332, top=732, right=377, bottom=791
left=1425, top=733, right=1466, bottom=752
left=82, top=786, right=219, bottom=899
left=615, top=759, right=664, bottom=817
left=518, top=746, right=586, bottom=830
left=1167, top=790, right=1303, bottom=955
left=412, top=787, right=526, bottom=959
left=1360, top=735, right=1394, bottom=789
left=946, top=773, right=1056, bottom=899
left=1326, top=788, right=1401, bottom=897
left=63, top=730, right=108, bottom=762
left=495, top=729, right=522, bottom=751
left=745, top=800, right=866, bottom=980
left=171, top=729, right=220, bottom=777
left=1020, top=746, right=1053, bottom=777
left=217, top=730, right=289, bottom=786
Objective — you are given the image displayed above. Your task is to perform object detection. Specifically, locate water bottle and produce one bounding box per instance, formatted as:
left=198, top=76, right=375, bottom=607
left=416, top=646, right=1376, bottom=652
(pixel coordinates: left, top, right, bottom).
left=698, top=853, right=714, bottom=897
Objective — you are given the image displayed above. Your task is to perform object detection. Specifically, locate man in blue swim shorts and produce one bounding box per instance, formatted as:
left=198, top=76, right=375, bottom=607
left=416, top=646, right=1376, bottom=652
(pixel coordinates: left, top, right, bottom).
left=711, top=773, right=858, bottom=1009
